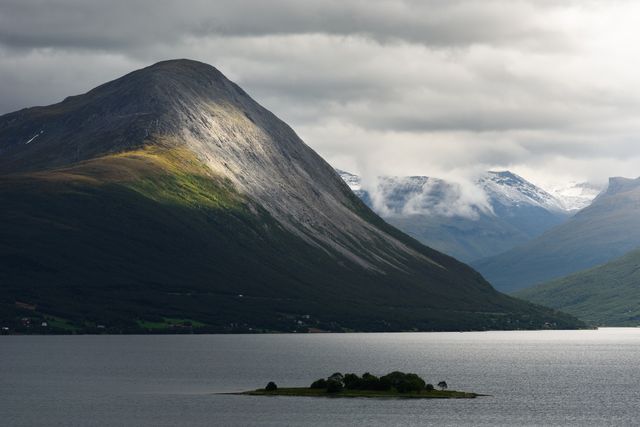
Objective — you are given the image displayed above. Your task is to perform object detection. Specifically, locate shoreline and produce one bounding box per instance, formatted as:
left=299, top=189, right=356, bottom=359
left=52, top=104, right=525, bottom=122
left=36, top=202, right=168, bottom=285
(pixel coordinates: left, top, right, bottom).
left=222, top=388, right=485, bottom=399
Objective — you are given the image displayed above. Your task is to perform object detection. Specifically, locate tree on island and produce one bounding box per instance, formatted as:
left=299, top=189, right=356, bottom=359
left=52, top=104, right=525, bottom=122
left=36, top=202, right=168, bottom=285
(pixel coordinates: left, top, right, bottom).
left=343, top=373, right=359, bottom=388
left=265, top=381, right=278, bottom=391
left=328, top=373, right=344, bottom=382
left=342, top=372, right=391, bottom=391
left=245, top=371, right=480, bottom=398
left=307, top=371, right=435, bottom=394
left=326, top=379, right=344, bottom=393
left=380, top=371, right=426, bottom=393
left=310, top=378, right=328, bottom=389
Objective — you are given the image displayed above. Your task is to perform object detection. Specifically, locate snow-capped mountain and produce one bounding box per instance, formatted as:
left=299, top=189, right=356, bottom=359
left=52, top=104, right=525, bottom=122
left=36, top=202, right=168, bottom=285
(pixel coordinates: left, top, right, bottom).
left=474, top=176, right=640, bottom=293
left=479, top=171, right=566, bottom=213
left=338, top=169, right=569, bottom=216
left=337, top=169, right=573, bottom=262
left=545, top=182, right=602, bottom=212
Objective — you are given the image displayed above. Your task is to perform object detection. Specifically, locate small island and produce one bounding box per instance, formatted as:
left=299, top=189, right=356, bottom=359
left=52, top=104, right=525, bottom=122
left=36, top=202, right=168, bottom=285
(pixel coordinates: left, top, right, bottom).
left=234, top=371, right=482, bottom=399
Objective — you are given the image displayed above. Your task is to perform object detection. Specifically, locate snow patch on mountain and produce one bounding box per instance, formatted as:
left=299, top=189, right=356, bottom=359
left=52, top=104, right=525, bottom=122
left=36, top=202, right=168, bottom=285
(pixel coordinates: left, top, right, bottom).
left=480, top=171, right=566, bottom=213
left=337, top=168, right=579, bottom=262
left=545, top=181, right=602, bottom=212
left=338, top=169, right=572, bottom=218
left=25, top=131, right=43, bottom=145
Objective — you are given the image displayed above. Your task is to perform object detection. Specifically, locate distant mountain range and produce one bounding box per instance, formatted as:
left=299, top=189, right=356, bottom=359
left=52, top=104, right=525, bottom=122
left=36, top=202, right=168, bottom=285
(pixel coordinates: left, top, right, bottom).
left=516, top=247, right=640, bottom=326
left=339, top=165, right=640, bottom=328
left=337, top=170, right=579, bottom=262
left=0, top=59, right=581, bottom=333
left=473, top=176, right=640, bottom=292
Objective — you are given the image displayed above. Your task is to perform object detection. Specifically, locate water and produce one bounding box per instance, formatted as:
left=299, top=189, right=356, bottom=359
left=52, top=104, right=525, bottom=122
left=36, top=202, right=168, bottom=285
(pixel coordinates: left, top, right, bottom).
left=1, top=328, right=639, bottom=426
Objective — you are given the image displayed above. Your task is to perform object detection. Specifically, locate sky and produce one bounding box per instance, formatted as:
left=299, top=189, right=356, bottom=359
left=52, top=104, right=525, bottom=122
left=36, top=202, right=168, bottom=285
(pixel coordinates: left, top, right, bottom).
left=1, top=0, right=640, bottom=190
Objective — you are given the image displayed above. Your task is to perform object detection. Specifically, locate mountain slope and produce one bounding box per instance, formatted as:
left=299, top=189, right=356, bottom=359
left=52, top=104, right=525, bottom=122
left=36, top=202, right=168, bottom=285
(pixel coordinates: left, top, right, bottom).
left=473, top=177, right=640, bottom=292
left=338, top=170, right=570, bottom=262
left=516, top=248, right=640, bottom=326
left=0, top=60, right=582, bottom=332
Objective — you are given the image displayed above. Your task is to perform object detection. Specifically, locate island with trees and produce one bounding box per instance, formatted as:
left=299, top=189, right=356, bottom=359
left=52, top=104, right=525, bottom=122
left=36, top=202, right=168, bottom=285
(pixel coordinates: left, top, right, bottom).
left=234, top=371, right=481, bottom=399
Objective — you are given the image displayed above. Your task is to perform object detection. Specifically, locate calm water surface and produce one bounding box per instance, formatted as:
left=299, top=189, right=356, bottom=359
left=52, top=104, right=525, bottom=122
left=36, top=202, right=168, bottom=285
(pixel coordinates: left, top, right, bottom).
left=1, top=328, right=639, bottom=426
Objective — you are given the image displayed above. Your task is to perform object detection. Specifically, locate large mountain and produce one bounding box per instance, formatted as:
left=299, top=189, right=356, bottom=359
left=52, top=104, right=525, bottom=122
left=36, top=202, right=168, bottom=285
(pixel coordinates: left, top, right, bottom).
left=516, top=248, right=640, bottom=326
left=473, top=176, right=640, bottom=292
left=0, top=60, right=581, bottom=333
left=338, top=170, right=571, bottom=262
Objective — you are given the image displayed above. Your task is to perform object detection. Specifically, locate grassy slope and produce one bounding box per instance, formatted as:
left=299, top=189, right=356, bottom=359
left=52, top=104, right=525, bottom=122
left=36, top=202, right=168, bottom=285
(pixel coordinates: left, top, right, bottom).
left=0, top=146, right=582, bottom=332
left=472, top=191, right=640, bottom=293
left=516, top=249, right=640, bottom=326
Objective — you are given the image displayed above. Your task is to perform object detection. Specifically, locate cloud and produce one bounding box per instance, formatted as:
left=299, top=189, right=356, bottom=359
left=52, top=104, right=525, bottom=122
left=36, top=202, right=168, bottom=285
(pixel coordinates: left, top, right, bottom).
left=1, top=0, right=640, bottom=190
left=0, top=0, right=575, bottom=50
left=357, top=171, right=495, bottom=220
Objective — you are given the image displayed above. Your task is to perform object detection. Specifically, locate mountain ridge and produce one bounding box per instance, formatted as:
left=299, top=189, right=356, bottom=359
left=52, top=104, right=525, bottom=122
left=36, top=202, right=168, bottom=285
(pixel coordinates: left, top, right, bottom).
left=337, top=169, right=572, bottom=262
left=0, top=59, right=582, bottom=332
left=473, top=175, right=640, bottom=292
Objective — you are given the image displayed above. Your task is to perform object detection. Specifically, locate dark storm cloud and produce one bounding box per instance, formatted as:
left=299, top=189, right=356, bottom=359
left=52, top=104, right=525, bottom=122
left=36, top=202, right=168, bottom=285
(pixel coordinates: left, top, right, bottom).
left=0, top=0, right=567, bottom=50
left=0, top=0, right=639, bottom=187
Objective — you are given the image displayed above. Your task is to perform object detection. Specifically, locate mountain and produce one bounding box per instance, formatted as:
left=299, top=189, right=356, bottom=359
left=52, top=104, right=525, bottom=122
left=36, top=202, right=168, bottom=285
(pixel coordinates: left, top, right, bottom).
left=516, top=248, right=640, bottom=326
left=337, top=170, right=570, bottom=262
left=473, top=176, right=640, bottom=292
left=480, top=171, right=567, bottom=214
left=0, top=59, right=581, bottom=333
left=546, top=181, right=602, bottom=212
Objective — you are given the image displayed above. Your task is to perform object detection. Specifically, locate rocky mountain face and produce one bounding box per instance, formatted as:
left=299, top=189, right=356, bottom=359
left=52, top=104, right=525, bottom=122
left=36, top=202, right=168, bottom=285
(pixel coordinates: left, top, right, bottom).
left=0, top=59, right=582, bottom=332
left=473, top=176, right=640, bottom=293
left=0, top=60, right=427, bottom=273
left=338, top=170, right=571, bottom=262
